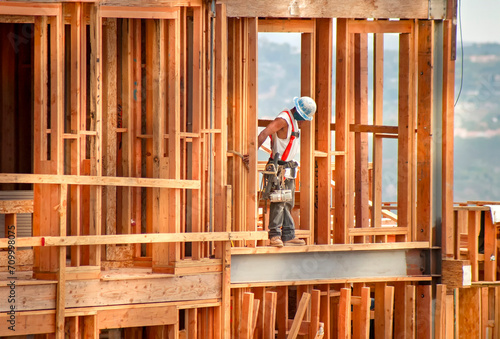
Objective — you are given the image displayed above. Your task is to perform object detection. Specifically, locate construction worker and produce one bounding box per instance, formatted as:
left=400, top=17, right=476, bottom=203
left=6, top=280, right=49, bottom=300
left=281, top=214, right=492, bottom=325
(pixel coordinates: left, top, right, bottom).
left=256, top=96, right=317, bottom=247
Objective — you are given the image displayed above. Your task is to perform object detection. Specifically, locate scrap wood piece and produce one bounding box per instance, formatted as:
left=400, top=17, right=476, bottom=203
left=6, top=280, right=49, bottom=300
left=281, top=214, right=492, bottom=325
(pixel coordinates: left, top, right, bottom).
left=252, top=298, right=260, bottom=335
left=264, top=291, right=277, bottom=339
left=241, top=292, right=254, bottom=339
left=287, top=292, right=311, bottom=339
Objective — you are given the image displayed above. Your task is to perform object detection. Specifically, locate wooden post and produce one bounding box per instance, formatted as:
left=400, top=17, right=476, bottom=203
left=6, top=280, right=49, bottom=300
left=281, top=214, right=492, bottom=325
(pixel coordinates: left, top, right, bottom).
left=416, top=285, right=432, bottom=339
left=264, top=291, right=278, bottom=339
left=70, top=2, right=82, bottom=266
left=338, top=288, right=351, bottom=339
left=277, top=286, right=288, bottom=339
left=354, top=32, right=369, bottom=234
left=168, top=13, right=182, bottom=266
left=398, top=31, right=412, bottom=239
left=372, top=32, right=384, bottom=231
left=441, top=18, right=456, bottom=258
left=241, top=292, right=255, bottom=339
left=468, top=210, right=480, bottom=282
left=191, top=7, right=203, bottom=260
left=246, top=17, right=258, bottom=241
left=334, top=18, right=348, bottom=245
left=406, top=285, right=416, bottom=339
left=300, top=32, right=315, bottom=242
left=435, top=284, right=447, bottom=339
left=214, top=3, right=228, bottom=251
left=151, top=18, right=169, bottom=272
left=416, top=20, right=434, bottom=243
left=314, top=17, right=334, bottom=244
left=309, top=289, right=321, bottom=338
left=360, top=287, right=371, bottom=339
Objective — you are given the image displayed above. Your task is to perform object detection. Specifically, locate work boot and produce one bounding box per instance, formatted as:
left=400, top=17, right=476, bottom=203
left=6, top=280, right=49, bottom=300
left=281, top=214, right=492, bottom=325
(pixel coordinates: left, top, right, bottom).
left=283, top=237, right=306, bottom=246
left=269, top=236, right=284, bottom=247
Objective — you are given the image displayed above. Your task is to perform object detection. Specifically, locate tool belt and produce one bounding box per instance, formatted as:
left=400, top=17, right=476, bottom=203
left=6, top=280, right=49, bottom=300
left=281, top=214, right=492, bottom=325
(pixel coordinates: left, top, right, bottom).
left=260, top=154, right=297, bottom=201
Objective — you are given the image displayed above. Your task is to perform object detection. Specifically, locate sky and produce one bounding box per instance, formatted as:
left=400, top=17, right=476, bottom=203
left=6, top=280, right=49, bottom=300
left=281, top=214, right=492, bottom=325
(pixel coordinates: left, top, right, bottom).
left=261, top=0, right=500, bottom=46
left=460, top=0, right=500, bottom=43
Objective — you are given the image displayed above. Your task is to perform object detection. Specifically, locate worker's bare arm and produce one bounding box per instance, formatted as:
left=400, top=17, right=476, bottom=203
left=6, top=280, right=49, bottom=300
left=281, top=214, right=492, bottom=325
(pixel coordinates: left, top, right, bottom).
left=257, top=117, right=287, bottom=149
left=242, top=117, right=287, bottom=168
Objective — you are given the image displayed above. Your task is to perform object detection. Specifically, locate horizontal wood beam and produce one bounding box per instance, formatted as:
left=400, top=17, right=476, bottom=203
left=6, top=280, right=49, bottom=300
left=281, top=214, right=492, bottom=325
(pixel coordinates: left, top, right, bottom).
left=0, top=2, right=60, bottom=16
left=0, top=275, right=222, bottom=312
left=0, top=200, right=34, bottom=214
left=98, top=305, right=177, bottom=329
left=348, top=227, right=408, bottom=235
left=231, top=242, right=430, bottom=255
left=348, top=20, right=412, bottom=34
left=100, top=6, right=179, bottom=19
left=0, top=310, right=55, bottom=336
left=0, top=15, right=35, bottom=23
left=258, top=19, right=314, bottom=32
left=0, top=231, right=268, bottom=248
left=330, top=123, right=399, bottom=134
left=217, top=0, right=434, bottom=19
left=0, top=173, right=200, bottom=189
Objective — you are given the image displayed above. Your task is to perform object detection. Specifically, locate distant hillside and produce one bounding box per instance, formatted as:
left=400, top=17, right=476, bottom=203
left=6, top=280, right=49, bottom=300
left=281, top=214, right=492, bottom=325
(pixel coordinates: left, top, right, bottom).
left=258, top=39, right=500, bottom=202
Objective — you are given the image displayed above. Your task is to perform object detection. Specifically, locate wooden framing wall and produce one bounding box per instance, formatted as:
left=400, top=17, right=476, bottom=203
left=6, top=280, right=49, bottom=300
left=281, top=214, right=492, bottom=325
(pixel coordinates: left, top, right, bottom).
left=0, top=0, right=492, bottom=338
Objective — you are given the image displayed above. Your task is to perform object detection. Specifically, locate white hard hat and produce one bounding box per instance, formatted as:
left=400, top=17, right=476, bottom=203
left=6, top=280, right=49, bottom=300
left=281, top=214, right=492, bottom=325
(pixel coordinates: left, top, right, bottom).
left=293, top=96, right=317, bottom=121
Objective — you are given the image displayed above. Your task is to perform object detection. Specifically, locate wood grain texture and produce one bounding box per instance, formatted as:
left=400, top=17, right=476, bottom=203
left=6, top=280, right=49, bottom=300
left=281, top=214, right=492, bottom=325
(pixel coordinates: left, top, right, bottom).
left=218, top=0, right=430, bottom=19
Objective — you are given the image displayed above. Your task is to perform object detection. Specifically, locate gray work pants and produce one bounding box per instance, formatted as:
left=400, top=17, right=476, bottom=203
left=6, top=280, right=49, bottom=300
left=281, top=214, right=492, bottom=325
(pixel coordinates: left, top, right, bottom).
left=268, top=179, right=295, bottom=241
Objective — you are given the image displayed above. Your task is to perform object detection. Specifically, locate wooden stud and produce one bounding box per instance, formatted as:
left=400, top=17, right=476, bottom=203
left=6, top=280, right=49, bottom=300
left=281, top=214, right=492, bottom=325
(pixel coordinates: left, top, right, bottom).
left=56, top=184, right=67, bottom=338
left=416, top=20, right=434, bottom=243
left=441, top=18, right=455, bottom=258
left=406, top=285, right=416, bottom=339
left=168, top=12, right=182, bottom=266
left=277, top=286, right=288, bottom=339
left=495, top=287, right=500, bottom=339
left=398, top=32, right=412, bottom=239
left=354, top=32, right=369, bottom=233
left=240, top=292, right=255, bottom=339
left=191, top=7, right=203, bottom=260
left=445, top=292, right=454, bottom=339
left=132, top=18, right=142, bottom=259
left=299, top=32, right=315, bottom=242
left=435, top=284, right=446, bottom=339
left=246, top=17, right=258, bottom=242
left=482, top=287, right=489, bottom=339
left=319, top=284, right=330, bottom=339
left=416, top=285, right=432, bottom=339
left=89, top=3, right=102, bottom=268
left=393, top=282, right=407, bottom=338
left=483, top=211, right=496, bottom=281
left=360, top=287, right=371, bottom=339
left=468, top=210, right=480, bottom=282
left=264, top=291, right=278, bottom=339
left=316, top=18, right=333, bottom=245
left=70, top=2, right=82, bottom=267
left=214, top=4, right=228, bottom=246
left=334, top=18, right=348, bottom=245
left=120, top=18, right=134, bottom=236
left=102, top=17, right=118, bottom=262
left=309, top=289, right=321, bottom=338
left=374, top=282, right=386, bottom=338
left=187, top=308, right=198, bottom=339
left=372, top=32, right=383, bottom=231
left=338, top=288, right=351, bottom=339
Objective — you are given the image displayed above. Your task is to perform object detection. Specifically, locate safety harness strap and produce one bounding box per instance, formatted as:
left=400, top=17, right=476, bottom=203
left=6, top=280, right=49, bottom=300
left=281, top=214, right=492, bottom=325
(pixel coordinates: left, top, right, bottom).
left=281, top=110, right=297, bottom=161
